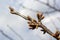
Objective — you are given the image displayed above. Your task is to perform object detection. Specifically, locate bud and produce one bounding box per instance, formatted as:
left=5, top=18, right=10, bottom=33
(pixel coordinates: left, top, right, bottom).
left=9, top=6, right=14, bottom=13
left=27, top=16, right=32, bottom=21
left=41, top=15, right=44, bottom=20
left=37, top=13, right=42, bottom=19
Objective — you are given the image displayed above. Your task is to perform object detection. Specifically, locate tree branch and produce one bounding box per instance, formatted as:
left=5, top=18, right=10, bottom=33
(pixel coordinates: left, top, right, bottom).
left=9, top=6, right=60, bottom=40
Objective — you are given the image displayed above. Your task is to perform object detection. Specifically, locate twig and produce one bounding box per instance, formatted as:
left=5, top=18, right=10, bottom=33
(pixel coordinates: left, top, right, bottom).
left=9, top=6, right=60, bottom=40
left=9, top=6, right=28, bottom=20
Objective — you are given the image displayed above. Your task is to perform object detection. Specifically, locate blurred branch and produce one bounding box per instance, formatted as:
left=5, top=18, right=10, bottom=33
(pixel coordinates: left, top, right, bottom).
left=19, top=0, right=60, bottom=14
left=21, top=4, right=56, bottom=14
left=0, top=29, right=13, bottom=40
left=7, top=25, right=24, bottom=40
left=19, top=3, right=39, bottom=12
left=36, top=0, right=60, bottom=13
left=19, top=3, right=56, bottom=14
left=9, top=6, right=60, bottom=40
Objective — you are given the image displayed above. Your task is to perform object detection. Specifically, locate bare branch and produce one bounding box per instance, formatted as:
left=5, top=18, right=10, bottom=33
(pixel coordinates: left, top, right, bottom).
left=9, top=6, right=37, bottom=21
left=9, top=7, right=60, bottom=40
left=20, top=3, right=56, bottom=14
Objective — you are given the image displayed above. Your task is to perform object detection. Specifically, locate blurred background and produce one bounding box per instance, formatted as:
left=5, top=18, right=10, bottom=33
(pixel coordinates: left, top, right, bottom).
left=0, top=0, right=60, bottom=40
